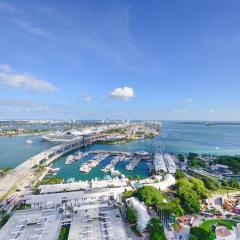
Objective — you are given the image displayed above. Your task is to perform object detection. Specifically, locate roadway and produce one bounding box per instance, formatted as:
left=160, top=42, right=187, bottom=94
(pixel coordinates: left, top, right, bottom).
left=0, top=139, right=86, bottom=202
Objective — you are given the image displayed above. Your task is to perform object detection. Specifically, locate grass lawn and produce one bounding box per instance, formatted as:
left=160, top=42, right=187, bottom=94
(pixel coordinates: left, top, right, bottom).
left=216, top=188, right=240, bottom=194
left=200, top=219, right=236, bottom=232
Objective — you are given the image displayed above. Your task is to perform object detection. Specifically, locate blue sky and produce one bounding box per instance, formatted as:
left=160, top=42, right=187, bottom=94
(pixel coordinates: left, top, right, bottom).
left=0, top=0, right=240, bottom=120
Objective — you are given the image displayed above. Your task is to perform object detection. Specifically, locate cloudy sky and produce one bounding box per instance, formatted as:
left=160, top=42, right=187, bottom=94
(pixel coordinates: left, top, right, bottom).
left=0, top=0, right=240, bottom=120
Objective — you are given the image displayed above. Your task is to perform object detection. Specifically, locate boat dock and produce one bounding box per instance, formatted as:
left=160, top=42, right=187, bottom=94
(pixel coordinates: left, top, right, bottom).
left=79, top=154, right=109, bottom=173
left=125, top=157, right=140, bottom=171
left=88, top=150, right=132, bottom=156
left=101, top=156, right=125, bottom=173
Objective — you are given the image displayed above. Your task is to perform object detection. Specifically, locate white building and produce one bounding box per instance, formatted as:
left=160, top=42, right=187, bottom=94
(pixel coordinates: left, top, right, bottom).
left=0, top=210, right=62, bottom=240
left=145, top=174, right=176, bottom=191
left=68, top=206, right=127, bottom=240
left=127, top=197, right=150, bottom=232
left=39, top=181, right=90, bottom=194
left=24, top=187, right=130, bottom=210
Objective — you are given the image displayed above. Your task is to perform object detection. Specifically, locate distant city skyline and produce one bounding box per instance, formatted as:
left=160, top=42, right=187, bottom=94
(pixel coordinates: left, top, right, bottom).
left=0, top=0, right=240, bottom=120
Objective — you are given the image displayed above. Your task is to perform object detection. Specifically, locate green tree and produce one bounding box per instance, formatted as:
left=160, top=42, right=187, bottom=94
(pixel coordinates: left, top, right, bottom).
left=58, top=225, right=70, bottom=240
left=128, top=176, right=133, bottom=181
left=0, top=212, right=10, bottom=227
left=175, top=170, right=186, bottom=179
left=190, top=227, right=214, bottom=240
left=147, top=218, right=167, bottom=240
left=166, top=198, right=184, bottom=217
left=135, top=175, right=141, bottom=182
left=126, top=207, right=137, bottom=224
left=179, top=189, right=200, bottom=213
left=229, top=179, right=240, bottom=189
left=135, top=186, right=165, bottom=206
left=158, top=198, right=184, bottom=217
left=177, top=154, right=185, bottom=162
left=202, top=176, right=222, bottom=191
left=222, top=178, right=229, bottom=188
left=177, top=179, right=201, bottom=213
left=215, top=156, right=240, bottom=174
left=188, top=153, right=198, bottom=161
left=190, top=178, right=210, bottom=198
left=123, top=190, right=134, bottom=199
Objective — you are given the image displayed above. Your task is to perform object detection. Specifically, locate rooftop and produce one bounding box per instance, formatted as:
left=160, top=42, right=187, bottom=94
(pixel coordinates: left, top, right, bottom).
left=24, top=187, right=128, bottom=205
left=0, top=210, right=62, bottom=240
left=68, top=206, right=128, bottom=240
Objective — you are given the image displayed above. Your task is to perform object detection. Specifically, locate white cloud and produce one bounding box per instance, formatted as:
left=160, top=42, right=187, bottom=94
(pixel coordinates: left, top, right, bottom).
left=186, top=98, right=192, bottom=103
left=110, top=86, right=135, bottom=101
left=174, top=109, right=188, bottom=114
left=0, top=64, right=11, bottom=73
left=0, top=64, right=56, bottom=93
left=14, top=19, right=49, bottom=38
left=80, top=92, right=92, bottom=102
left=209, top=109, right=216, bottom=114
left=83, top=96, right=91, bottom=102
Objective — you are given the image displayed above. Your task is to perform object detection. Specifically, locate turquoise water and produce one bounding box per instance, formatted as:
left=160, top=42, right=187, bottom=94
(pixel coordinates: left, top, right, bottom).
left=49, top=154, right=149, bottom=181
left=1, top=121, right=240, bottom=172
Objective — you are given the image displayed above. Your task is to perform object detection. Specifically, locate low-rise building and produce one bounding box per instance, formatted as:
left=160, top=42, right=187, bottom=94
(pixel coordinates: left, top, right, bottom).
left=24, top=187, right=129, bottom=210
left=211, top=164, right=233, bottom=174
left=1, top=187, right=129, bottom=240
left=39, top=181, right=90, bottom=194
left=0, top=210, right=62, bottom=240
left=68, top=206, right=127, bottom=240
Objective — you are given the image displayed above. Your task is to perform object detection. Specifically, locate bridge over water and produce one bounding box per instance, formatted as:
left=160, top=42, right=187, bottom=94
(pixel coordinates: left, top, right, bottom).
left=0, top=134, right=104, bottom=201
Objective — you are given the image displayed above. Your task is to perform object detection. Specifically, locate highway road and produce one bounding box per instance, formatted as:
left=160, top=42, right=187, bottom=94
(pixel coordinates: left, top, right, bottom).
left=0, top=142, right=74, bottom=201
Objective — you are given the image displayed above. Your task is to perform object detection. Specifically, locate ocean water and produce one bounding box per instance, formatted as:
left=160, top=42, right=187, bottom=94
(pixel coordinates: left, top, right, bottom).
left=159, top=121, right=240, bottom=155
left=49, top=121, right=240, bottom=181
left=0, top=135, right=57, bottom=168
left=0, top=121, right=240, bottom=172
left=79, top=121, right=240, bottom=155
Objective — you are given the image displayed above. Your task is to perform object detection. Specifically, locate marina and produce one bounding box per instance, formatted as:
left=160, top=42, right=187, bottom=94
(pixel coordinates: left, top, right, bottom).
left=1, top=121, right=240, bottom=170
left=65, top=151, right=89, bottom=164
left=49, top=149, right=150, bottom=181
left=79, top=154, right=109, bottom=173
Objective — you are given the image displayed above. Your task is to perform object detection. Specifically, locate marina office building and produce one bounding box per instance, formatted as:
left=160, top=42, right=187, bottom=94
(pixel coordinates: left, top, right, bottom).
left=0, top=188, right=129, bottom=240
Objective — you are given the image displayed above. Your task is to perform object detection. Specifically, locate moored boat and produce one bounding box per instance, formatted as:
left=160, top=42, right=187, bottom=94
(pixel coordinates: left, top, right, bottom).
left=65, top=155, right=76, bottom=164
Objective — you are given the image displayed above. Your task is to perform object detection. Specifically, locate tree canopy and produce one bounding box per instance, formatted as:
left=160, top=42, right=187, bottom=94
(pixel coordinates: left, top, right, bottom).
left=215, top=156, right=240, bottom=174
left=147, top=218, right=167, bottom=240
left=202, top=176, right=222, bottom=191
left=190, top=227, right=214, bottom=240
left=175, top=170, right=186, bottom=179
left=190, top=178, right=210, bottom=198
left=158, top=198, right=184, bottom=217
left=126, top=207, right=137, bottom=224
left=123, top=190, right=134, bottom=199
left=176, top=178, right=205, bottom=213
left=135, top=186, right=165, bottom=206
